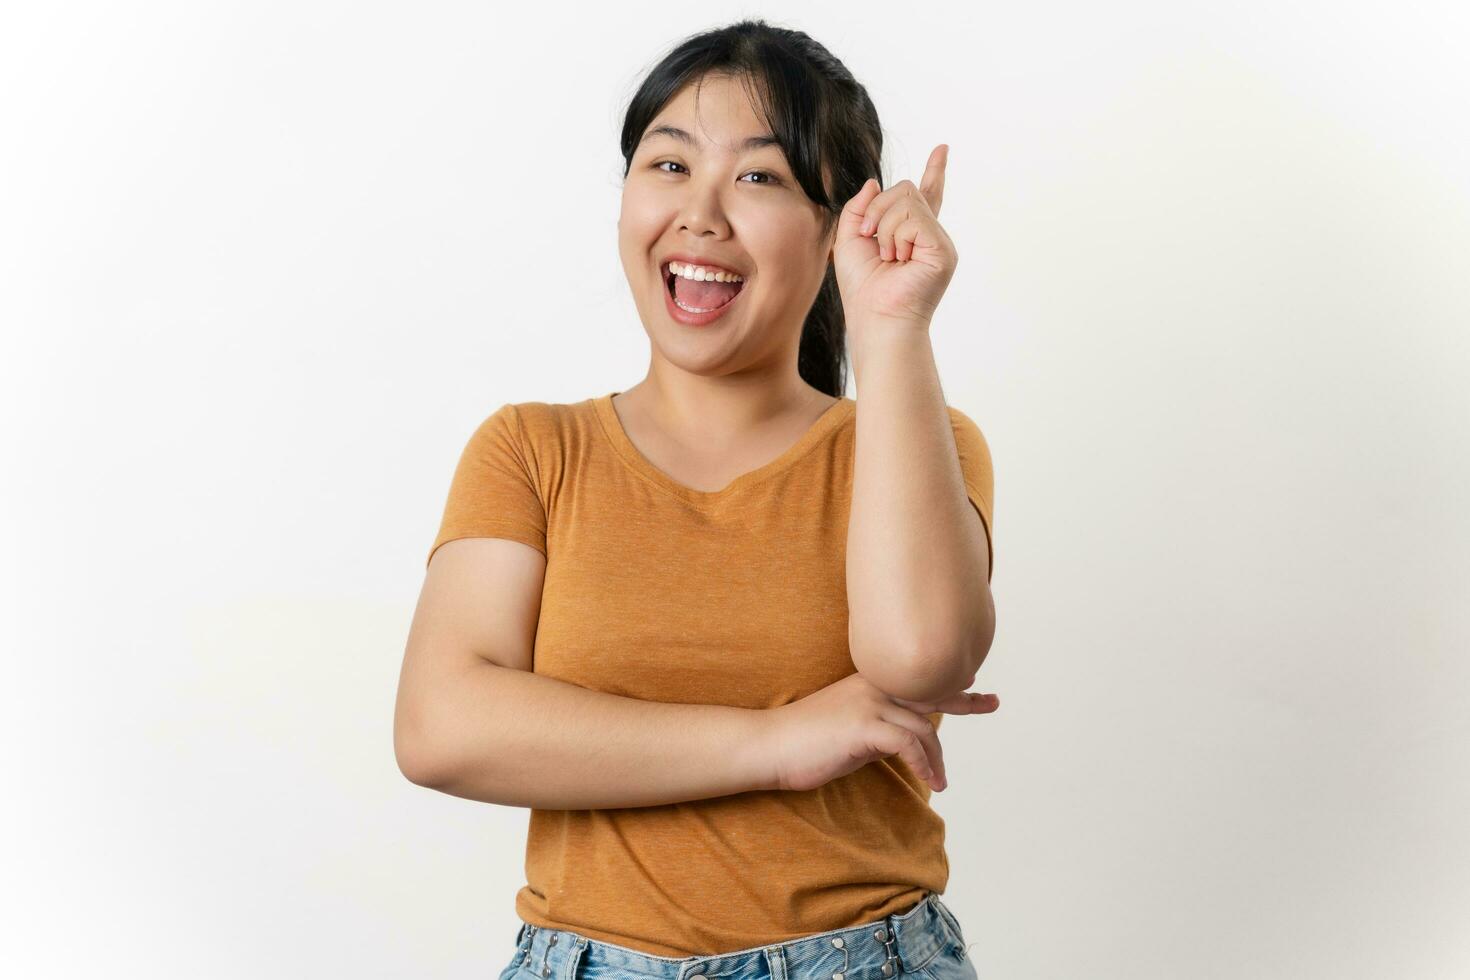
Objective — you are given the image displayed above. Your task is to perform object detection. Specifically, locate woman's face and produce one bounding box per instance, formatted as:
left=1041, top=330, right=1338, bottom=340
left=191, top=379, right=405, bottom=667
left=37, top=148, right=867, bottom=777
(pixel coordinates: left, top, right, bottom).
left=618, top=73, right=834, bottom=372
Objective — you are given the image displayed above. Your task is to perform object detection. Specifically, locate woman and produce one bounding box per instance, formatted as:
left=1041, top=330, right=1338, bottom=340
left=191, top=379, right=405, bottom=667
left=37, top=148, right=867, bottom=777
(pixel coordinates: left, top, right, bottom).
left=395, top=18, right=998, bottom=980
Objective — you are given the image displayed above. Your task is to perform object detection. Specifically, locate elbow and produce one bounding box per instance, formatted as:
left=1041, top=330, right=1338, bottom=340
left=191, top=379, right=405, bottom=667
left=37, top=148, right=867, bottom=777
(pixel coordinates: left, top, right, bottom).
left=394, top=705, right=452, bottom=788
left=850, top=637, right=963, bottom=703
left=850, top=585, right=996, bottom=703
left=941, top=591, right=997, bottom=686
left=874, top=622, right=994, bottom=705
left=395, top=730, right=438, bottom=788
left=903, top=638, right=992, bottom=703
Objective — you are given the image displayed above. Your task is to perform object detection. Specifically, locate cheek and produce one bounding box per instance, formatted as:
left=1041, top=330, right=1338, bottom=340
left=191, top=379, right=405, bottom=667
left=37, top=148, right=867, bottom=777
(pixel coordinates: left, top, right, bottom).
left=742, top=213, right=822, bottom=280
left=618, top=187, right=667, bottom=239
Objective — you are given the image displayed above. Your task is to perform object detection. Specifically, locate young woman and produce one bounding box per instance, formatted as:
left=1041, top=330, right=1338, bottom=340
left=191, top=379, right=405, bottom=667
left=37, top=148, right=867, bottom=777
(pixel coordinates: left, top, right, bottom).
left=395, top=19, right=998, bottom=980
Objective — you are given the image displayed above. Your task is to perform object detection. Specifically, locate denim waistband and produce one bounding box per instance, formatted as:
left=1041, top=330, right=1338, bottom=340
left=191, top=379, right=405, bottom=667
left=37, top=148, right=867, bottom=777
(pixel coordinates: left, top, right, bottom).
left=506, top=890, right=968, bottom=980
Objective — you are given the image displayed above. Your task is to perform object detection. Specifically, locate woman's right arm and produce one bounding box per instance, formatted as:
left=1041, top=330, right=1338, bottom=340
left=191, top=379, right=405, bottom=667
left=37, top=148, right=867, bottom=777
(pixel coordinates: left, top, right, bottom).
left=393, top=537, right=775, bottom=809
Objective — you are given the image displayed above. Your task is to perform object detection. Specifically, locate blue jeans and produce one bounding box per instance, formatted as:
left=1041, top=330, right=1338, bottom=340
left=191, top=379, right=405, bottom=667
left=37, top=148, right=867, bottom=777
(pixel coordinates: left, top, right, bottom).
left=498, top=891, right=977, bottom=980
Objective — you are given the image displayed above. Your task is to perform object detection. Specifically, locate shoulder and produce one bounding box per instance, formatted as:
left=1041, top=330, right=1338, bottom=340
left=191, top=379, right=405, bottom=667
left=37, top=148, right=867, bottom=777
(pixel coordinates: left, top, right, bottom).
left=467, top=398, right=575, bottom=438
left=466, top=398, right=591, bottom=471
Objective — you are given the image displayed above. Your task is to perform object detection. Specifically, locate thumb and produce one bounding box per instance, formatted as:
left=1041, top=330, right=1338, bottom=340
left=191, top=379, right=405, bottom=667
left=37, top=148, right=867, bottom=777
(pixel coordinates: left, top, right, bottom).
left=836, top=177, right=882, bottom=245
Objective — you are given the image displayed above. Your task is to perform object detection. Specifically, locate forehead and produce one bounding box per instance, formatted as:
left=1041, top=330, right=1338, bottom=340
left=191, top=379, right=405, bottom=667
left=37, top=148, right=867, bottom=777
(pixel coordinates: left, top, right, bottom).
left=640, top=75, right=778, bottom=154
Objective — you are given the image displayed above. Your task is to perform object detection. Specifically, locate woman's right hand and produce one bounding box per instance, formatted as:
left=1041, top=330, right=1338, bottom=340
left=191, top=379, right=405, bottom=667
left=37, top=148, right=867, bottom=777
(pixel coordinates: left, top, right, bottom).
left=761, top=671, right=999, bottom=793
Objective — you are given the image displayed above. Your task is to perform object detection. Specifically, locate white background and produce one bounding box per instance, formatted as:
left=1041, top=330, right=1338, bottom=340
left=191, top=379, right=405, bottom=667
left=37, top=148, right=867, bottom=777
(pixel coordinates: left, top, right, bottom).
left=4, top=2, right=1468, bottom=977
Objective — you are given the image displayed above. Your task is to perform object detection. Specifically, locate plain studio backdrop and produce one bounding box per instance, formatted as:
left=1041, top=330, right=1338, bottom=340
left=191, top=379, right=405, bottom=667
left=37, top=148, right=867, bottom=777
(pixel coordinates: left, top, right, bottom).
left=3, top=1, right=1467, bottom=977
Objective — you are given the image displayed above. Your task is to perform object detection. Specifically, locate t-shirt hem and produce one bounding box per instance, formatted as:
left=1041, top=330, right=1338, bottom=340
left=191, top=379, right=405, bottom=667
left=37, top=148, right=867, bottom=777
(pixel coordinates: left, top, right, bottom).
left=963, top=480, right=994, bottom=583
left=426, top=527, right=548, bottom=567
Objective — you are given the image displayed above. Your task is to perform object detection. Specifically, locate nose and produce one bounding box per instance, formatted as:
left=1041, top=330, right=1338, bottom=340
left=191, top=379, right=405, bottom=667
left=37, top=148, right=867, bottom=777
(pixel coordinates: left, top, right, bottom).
left=673, top=179, right=732, bottom=240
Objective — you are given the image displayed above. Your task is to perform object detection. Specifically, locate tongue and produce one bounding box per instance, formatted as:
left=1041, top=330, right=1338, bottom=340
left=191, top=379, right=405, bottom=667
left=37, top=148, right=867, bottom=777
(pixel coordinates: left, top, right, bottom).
left=674, top=275, right=740, bottom=309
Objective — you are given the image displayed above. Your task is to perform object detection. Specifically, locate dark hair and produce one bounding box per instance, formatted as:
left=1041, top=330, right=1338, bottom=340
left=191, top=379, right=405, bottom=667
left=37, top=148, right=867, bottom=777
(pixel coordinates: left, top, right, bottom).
left=618, top=19, right=886, bottom=398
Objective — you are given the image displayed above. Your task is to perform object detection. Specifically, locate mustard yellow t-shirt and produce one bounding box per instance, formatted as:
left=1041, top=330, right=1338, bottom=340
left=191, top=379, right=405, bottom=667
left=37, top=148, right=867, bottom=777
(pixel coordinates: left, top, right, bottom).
left=427, top=391, right=995, bottom=957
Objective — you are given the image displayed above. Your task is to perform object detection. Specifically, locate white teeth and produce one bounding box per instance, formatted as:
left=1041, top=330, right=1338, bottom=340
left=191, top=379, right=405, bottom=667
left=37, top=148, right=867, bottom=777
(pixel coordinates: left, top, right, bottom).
left=668, top=261, right=745, bottom=284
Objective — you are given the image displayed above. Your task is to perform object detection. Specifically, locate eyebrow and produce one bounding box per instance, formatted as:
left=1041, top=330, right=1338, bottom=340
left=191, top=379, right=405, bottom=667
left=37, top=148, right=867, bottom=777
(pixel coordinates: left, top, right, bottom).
left=639, top=125, right=781, bottom=152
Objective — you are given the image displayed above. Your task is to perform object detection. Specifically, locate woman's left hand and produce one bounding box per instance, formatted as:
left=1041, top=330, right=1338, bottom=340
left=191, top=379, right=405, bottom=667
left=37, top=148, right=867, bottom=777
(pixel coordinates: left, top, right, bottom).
left=832, top=143, right=958, bottom=330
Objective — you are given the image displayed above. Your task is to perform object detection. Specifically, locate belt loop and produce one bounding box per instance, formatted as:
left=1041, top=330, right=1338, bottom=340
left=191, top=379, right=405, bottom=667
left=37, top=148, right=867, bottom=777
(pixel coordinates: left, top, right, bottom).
left=764, top=944, right=788, bottom=980
left=562, top=935, right=588, bottom=980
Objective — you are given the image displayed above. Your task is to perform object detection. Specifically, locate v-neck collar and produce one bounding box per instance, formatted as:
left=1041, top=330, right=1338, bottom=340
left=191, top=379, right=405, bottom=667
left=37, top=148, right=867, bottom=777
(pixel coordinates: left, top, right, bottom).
left=591, top=390, right=855, bottom=505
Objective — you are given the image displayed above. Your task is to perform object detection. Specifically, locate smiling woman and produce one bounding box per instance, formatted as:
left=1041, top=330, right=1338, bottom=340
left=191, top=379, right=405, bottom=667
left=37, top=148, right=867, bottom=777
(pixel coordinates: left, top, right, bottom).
left=400, top=16, right=992, bottom=976
left=615, top=31, right=886, bottom=395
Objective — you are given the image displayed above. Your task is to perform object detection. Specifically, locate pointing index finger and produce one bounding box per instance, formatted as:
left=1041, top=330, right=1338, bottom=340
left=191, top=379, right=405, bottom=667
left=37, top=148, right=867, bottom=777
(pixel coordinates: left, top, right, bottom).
left=920, top=144, right=947, bottom=217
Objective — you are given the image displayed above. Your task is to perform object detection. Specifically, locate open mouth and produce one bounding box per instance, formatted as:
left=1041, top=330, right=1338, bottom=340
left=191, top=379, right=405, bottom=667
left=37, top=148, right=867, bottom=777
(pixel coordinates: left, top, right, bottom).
left=664, top=264, right=746, bottom=314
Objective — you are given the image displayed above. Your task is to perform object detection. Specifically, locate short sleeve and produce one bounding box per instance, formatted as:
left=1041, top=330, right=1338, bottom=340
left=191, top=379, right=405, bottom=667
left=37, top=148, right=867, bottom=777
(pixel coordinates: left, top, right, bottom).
left=947, top=406, right=995, bottom=582
left=426, top=403, right=548, bottom=567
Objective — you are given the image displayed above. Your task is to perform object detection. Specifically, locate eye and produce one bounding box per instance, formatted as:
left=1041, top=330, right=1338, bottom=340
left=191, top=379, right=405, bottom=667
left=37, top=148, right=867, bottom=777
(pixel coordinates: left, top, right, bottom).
left=652, top=161, right=781, bottom=185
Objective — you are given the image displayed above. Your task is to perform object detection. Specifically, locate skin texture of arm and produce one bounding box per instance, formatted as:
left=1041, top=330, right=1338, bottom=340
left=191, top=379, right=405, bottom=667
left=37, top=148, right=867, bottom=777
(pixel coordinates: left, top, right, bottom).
left=844, top=327, right=995, bottom=703
left=401, top=658, right=775, bottom=809
left=394, top=537, right=774, bottom=809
